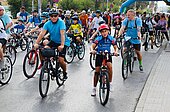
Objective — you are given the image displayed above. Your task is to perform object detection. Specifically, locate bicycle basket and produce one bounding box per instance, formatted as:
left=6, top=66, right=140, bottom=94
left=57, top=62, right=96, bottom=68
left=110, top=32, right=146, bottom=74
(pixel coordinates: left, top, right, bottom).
left=41, top=48, right=56, bottom=58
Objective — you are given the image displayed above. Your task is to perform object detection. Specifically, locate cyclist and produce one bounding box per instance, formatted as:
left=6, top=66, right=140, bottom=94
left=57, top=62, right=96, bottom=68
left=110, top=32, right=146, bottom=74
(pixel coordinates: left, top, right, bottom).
left=118, top=9, right=143, bottom=71
left=67, top=16, right=83, bottom=44
left=157, top=14, right=170, bottom=44
left=13, top=19, right=25, bottom=33
left=34, top=8, right=70, bottom=79
left=0, top=6, right=13, bottom=69
left=25, top=10, right=41, bottom=29
left=90, top=10, right=104, bottom=31
left=90, top=24, right=118, bottom=96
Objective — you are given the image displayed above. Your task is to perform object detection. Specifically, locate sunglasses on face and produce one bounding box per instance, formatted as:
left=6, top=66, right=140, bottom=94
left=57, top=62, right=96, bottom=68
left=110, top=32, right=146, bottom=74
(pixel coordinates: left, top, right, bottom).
left=50, top=15, right=58, bottom=18
left=41, top=17, right=46, bottom=20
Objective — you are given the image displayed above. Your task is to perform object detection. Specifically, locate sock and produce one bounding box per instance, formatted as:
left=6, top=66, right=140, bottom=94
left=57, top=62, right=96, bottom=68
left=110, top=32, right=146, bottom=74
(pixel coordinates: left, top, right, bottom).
left=139, top=60, right=142, bottom=66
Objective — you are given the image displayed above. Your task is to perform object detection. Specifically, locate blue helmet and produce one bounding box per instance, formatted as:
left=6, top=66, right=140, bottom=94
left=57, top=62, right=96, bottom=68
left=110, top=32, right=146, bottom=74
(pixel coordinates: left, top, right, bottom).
left=41, top=12, right=49, bottom=18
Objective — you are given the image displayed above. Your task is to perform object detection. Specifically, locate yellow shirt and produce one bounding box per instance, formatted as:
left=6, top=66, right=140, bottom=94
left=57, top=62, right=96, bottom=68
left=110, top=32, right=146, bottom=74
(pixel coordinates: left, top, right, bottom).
left=69, top=24, right=83, bottom=37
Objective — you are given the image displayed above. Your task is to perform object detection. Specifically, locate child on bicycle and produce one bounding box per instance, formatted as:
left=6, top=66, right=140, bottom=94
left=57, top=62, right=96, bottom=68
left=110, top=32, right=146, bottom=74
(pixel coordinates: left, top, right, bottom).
left=66, top=16, right=83, bottom=44
left=90, top=24, right=118, bottom=96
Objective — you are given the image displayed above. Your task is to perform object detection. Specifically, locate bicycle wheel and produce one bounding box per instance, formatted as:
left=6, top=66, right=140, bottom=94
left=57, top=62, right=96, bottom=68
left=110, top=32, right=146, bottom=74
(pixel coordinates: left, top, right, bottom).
left=5, top=45, right=16, bottom=65
left=122, top=58, right=129, bottom=80
left=65, top=45, right=74, bottom=64
left=0, top=56, right=13, bottom=85
left=39, top=61, right=50, bottom=98
left=144, top=35, right=149, bottom=51
left=78, top=44, right=85, bottom=60
left=155, top=35, right=161, bottom=47
left=23, top=50, right=39, bottom=78
left=89, top=53, right=96, bottom=70
left=27, top=41, right=33, bottom=52
left=20, top=38, right=27, bottom=51
left=129, top=51, right=135, bottom=73
left=56, top=66, right=65, bottom=86
left=99, top=71, right=110, bottom=106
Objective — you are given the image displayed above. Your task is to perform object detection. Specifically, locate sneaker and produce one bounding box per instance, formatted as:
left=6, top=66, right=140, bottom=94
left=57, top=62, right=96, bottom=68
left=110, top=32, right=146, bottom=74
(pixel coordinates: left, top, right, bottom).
left=91, top=88, right=96, bottom=96
left=139, top=65, right=143, bottom=71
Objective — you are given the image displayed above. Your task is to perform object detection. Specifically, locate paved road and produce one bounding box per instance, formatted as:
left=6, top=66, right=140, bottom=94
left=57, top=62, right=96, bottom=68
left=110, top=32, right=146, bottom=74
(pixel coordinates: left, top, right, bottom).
left=0, top=41, right=164, bottom=112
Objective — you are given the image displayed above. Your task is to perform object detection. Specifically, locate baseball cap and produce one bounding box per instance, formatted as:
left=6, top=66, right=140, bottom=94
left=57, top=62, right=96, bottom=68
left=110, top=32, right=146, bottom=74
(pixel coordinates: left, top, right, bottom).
left=0, top=6, right=5, bottom=10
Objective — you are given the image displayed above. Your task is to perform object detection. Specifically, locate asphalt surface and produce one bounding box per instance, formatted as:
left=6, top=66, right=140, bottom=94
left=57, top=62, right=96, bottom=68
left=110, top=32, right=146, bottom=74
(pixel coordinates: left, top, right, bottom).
left=0, top=41, right=163, bottom=112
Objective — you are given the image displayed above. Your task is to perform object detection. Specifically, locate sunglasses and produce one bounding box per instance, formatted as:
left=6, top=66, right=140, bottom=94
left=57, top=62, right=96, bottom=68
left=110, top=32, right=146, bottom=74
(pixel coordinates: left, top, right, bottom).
left=41, top=17, right=46, bottom=20
left=50, top=15, right=58, bottom=18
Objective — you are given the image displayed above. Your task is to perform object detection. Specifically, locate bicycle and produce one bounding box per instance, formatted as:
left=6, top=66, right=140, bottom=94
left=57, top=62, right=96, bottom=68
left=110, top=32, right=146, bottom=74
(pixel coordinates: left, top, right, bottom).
left=39, top=48, right=66, bottom=98
left=65, top=35, right=85, bottom=63
left=91, top=51, right=118, bottom=106
left=121, top=36, right=136, bottom=80
left=5, top=44, right=16, bottom=65
left=154, top=29, right=164, bottom=47
left=23, top=47, right=40, bottom=79
left=0, top=55, right=13, bottom=85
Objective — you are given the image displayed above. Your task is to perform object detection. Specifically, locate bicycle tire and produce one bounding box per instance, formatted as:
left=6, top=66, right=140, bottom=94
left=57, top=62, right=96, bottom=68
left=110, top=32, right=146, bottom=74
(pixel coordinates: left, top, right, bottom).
left=155, top=35, right=161, bottom=47
left=129, top=51, right=135, bottom=73
left=27, top=41, right=33, bottom=53
left=20, top=38, right=27, bottom=51
left=5, top=45, right=16, bottom=65
left=122, top=58, right=129, bottom=80
left=23, top=50, right=39, bottom=79
left=65, top=45, right=74, bottom=64
left=78, top=44, right=85, bottom=60
left=99, top=71, right=110, bottom=106
left=0, top=56, right=13, bottom=85
left=56, top=67, right=65, bottom=86
left=89, top=53, right=96, bottom=70
left=39, top=61, right=50, bottom=98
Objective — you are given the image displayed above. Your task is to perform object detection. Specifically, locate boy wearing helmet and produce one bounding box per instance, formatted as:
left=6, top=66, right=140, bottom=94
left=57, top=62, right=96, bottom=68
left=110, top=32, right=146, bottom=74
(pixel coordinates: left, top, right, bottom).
left=67, top=16, right=83, bottom=44
left=90, top=24, right=118, bottom=96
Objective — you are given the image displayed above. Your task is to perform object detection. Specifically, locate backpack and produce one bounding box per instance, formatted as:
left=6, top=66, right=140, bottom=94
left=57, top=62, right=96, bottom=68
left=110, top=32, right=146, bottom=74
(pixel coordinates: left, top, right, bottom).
left=125, top=18, right=137, bottom=30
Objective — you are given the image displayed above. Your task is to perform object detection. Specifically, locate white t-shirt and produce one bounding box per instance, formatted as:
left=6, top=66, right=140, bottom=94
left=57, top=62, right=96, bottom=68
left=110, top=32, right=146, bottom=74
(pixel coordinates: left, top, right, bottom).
left=0, top=18, right=7, bottom=39
left=92, top=16, right=103, bottom=29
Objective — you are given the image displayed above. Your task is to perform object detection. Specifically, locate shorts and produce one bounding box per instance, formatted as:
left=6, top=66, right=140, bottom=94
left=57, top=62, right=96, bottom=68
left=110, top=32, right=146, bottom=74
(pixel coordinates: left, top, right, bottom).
left=125, top=41, right=141, bottom=51
left=47, top=40, right=67, bottom=58
left=0, top=38, right=7, bottom=47
left=95, top=54, right=112, bottom=67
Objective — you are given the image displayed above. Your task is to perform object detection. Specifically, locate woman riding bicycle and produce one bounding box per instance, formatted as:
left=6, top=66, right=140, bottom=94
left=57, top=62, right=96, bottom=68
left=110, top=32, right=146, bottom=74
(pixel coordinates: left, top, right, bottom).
left=90, top=24, right=118, bottom=96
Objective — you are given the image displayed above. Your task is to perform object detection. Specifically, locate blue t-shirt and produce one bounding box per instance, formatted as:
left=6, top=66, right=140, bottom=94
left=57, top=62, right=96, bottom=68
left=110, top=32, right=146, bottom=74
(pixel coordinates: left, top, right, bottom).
left=14, top=24, right=25, bottom=33
left=93, top=35, right=116, bottom=53
left=19, top=12, right=29, bottom=22
left=29, top=16, right=41, bottom=26
left=43, top=18, right=70, bottom=46
left=0, top=14, right=12, bottom=34
left=122, top=17, right=142, bottom=44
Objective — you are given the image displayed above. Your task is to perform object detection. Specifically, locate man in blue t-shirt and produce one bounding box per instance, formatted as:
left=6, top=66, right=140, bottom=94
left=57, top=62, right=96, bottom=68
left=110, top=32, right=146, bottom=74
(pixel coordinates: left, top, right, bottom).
left=34, top=8, right=70, bottom=79
left=17, top=6, right=29, bottom=23
left=118, top=9, right=143, bottom=71
left=26, top=10, right=41, bottom=28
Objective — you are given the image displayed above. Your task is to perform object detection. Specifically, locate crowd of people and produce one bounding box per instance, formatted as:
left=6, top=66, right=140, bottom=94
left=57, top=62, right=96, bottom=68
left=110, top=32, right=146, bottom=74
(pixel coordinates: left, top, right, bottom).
left=0, top=4, right=170, bottom=97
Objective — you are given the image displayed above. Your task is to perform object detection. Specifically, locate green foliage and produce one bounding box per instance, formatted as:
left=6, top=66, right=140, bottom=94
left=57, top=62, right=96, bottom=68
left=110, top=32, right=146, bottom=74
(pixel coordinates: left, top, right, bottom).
left=58, top=0, right=95, bottom=11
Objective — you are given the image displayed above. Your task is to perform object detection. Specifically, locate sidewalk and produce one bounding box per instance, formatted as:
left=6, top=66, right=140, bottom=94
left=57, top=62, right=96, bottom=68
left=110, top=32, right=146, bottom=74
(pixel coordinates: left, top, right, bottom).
left=135, top=43, right=170, bottom=112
